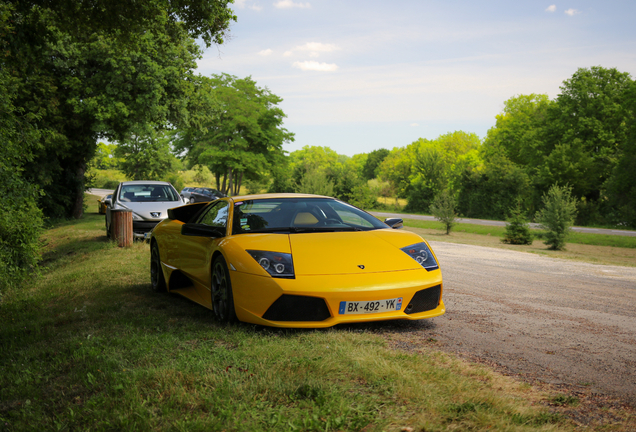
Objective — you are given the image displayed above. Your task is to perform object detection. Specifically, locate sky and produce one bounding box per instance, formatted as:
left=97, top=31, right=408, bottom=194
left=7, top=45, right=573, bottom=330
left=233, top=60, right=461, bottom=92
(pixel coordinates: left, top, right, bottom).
left=195, top=0, right=636, bottom=157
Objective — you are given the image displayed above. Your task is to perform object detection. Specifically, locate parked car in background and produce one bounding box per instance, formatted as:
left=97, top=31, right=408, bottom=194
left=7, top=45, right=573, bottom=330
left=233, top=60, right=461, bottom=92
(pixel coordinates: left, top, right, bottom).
left=149, top=193, right=444, bottom=327
left=106, top=181, right=185, bottom=240
left=97, top=194, right=112, bottom=214
left=188, top=187, right=226, bottom=203
left=180, top=187, right=196, bottom=202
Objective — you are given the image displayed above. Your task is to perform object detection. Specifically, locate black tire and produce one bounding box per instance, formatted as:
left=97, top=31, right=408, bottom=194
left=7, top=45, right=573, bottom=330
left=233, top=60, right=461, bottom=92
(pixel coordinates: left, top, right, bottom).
left=150, top=242, right=167, bottom=293
left=190, top=197, right=196, bottom=204
left=211, top=255, right=237, bottom=322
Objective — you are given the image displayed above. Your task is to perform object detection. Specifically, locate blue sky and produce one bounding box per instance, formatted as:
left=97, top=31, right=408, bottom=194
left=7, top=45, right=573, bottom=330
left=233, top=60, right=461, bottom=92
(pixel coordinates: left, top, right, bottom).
left=196, top=0, right=636, bottom=157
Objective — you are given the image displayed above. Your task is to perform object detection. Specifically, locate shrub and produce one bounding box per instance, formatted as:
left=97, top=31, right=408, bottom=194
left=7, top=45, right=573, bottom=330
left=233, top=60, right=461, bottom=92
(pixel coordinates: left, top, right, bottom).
left=535, top=184, right=577, bottom=250
left=502, top=205, right=533, bottom=245
left=430, top=190, right=457, bottom=235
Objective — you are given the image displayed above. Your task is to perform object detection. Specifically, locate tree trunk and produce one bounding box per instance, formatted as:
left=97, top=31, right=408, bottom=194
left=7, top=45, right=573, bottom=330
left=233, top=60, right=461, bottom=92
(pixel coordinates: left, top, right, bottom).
left=227, top=167, right=233, bottom=196
left=234, top=171, right=243, bottom=195
left=221, top=171, right=227, bottom=194
left=72, top=162, right=87, bottom=219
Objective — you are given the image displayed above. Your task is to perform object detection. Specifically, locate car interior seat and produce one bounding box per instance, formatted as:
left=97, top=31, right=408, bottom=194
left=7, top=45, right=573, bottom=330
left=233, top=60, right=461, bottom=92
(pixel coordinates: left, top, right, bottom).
left=293, top=212, right=319, bottom=226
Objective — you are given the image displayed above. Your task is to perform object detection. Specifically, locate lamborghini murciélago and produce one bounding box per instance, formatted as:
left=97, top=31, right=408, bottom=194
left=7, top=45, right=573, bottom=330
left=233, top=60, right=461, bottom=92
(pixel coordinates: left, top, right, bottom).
left=149, top=193, right=445, bottom=328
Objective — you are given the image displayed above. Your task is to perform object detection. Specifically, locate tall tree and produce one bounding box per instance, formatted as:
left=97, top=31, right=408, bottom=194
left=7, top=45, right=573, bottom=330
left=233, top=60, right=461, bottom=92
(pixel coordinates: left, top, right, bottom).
left=115, top=128, right=178, bottom=181
left=3, top=0, right=236, bottom=218
left=539, top=67, right=632, bottom=204
left=175, top=74, right=294, bottom=195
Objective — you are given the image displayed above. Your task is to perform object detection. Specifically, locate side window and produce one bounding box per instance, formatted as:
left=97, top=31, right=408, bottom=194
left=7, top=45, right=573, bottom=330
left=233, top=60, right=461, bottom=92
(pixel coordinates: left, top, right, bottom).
left=199, top=201, right=229, bottom=228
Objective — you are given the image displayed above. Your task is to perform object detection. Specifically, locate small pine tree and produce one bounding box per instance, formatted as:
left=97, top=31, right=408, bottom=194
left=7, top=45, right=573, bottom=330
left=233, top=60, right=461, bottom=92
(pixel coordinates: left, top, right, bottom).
left=535, top=184, right=577, bottom=250
left=502, top=204, right=533, bottom=245
left=430, top=190, right=457, bottom=235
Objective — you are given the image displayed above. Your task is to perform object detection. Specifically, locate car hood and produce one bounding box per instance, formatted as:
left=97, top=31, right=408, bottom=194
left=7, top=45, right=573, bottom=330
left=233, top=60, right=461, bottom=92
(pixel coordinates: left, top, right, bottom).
left=117, top=201, right=183, bottom=220
left=289, top=229, right=424, bottom=276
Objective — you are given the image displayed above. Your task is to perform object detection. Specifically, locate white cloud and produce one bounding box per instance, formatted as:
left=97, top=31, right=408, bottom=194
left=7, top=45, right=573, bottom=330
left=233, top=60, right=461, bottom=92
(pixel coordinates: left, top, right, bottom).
left=545, top=5, right=556, bottom=12
left=292, top=61, right=339, bottom=71
left=296, top=42, right=337, bottom=52
left=410, top=123, right=419, bottom=127
left=284, top=42, right=338, bottom=58
left=274, top=0, right=310, bottom=9
left=258, top=49, right=273, bottom=56
left=234, top=0, right=262, bottom=10
left=564, top=8, right=580, bottom=16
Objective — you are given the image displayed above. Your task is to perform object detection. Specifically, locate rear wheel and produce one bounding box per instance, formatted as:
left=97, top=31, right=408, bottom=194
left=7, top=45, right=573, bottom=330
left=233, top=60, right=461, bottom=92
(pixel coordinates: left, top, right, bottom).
left=150, top=242, right=167, bottom=293
left=211, top=255, right=237, bottom=322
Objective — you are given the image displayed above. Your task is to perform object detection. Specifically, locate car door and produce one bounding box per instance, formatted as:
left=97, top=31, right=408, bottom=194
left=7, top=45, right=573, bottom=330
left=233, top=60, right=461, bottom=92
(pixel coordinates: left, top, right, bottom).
left=174, top=200, right=230, bottom=297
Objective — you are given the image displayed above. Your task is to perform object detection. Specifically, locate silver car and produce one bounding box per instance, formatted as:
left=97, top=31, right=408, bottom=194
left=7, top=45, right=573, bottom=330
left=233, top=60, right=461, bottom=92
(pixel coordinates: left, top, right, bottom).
left=106, top=180, right=185, bottom=240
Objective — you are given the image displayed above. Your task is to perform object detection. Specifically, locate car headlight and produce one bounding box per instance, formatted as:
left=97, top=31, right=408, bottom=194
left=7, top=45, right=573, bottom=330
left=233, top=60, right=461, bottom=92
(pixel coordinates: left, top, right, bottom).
left=401, top=242, right=439, bottom=271
left=247, top=250, right=295, bottom=279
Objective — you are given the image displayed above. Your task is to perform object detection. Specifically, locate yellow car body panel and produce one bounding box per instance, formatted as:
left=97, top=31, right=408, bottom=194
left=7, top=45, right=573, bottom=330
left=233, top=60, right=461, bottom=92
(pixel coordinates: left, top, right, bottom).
left=150, top=194, right=444, bottom=328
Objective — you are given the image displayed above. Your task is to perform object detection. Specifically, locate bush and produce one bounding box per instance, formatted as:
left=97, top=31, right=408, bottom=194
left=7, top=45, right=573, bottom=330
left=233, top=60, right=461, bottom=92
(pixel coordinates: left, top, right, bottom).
left=430, top=190, right=457, bottom=235
left=535, top=184, right=577, bottom=250
left=502, top=205, right=533, bottom=245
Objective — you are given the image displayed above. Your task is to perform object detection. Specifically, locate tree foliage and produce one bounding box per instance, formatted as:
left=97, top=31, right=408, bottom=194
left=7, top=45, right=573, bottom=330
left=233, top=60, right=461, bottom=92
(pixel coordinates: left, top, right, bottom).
left=502, top=203, right=534, bottom=245
left=0, top=4, right=43, bottom=293
left=175, top=74, right=293, bottom=196
left=115, top=129, right=179, bottom=181
left=3, top=0, right=236, bottom=219
left=535, top=185, right=578, bottom=250
left=430, top=190, right=457, bottom=235
left=362, top=148, right=389, bottom=180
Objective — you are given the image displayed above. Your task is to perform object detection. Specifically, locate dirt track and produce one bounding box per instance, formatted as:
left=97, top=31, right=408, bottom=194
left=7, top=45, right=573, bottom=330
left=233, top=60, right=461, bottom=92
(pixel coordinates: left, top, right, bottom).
left=375, top=242, right=636, bottom=408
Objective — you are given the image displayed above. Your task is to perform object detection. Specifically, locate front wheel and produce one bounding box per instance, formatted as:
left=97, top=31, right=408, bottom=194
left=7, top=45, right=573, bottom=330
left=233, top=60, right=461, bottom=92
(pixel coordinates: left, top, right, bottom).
left=211, top=255, right=237, bottom=323
left=190, top=197, right=196, bottom=204
left=150, top=242, right=167, bottom=293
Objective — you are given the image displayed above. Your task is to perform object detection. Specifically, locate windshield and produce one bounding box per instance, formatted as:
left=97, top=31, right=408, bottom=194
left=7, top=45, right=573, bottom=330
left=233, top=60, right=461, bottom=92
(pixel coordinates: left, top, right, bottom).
left=119, top=184, right=180, bottom=203
left=232, top=198, right=388, bottom=235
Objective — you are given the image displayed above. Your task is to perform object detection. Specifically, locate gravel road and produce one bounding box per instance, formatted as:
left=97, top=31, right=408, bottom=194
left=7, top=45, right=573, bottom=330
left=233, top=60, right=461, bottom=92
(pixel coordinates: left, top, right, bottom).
left=376, top=241, right=636, bottom=410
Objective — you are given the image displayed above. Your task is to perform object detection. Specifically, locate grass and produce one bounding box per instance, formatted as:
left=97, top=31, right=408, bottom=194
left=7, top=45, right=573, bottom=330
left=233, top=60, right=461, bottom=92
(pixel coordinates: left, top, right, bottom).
left=403, top=219, right=636, bottom=267
left=0, top=196, right=585, bottom=431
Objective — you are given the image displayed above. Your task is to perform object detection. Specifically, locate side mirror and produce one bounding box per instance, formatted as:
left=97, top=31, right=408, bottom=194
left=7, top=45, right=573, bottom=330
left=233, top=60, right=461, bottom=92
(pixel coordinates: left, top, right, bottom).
left=104, top=199, right=112, bottom=206
left=384, top=218, right=403, bottom=229
left=181, top=223, right=225, bottom=238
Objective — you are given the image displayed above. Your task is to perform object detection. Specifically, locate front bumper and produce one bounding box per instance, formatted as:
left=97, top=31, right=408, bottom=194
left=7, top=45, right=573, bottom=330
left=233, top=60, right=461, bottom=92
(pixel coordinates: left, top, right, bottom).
left=132, top=221, right=159, bottom=240
left=230, top=268, right=444, bottom=328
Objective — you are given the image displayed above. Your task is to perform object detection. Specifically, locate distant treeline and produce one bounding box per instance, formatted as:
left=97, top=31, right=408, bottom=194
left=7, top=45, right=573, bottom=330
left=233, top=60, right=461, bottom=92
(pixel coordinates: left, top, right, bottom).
left=91, top=66, right=636, bottom=231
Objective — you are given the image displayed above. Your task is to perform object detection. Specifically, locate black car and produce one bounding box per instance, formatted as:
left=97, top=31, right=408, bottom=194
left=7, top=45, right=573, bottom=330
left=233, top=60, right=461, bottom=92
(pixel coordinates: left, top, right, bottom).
left=189, top=187, right=226, bottom=203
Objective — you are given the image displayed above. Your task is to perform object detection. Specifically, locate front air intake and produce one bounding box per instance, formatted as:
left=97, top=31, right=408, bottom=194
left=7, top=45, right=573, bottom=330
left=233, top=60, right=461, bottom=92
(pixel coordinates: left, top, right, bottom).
left=262, top=295, right=331, bottom=322
left=404, top=285, right=441, bottom=314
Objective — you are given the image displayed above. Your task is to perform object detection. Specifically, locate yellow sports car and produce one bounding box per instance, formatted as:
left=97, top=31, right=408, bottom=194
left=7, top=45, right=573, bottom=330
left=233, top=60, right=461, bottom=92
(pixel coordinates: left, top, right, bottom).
left=149, top=193, right=444, bottom=328
left=97, top=194, right=112, bottom=215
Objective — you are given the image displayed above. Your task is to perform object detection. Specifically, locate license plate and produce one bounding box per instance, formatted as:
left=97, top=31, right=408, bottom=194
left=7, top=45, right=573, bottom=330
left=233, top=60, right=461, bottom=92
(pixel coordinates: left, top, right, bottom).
left=338, top=297, right=403, bottom=315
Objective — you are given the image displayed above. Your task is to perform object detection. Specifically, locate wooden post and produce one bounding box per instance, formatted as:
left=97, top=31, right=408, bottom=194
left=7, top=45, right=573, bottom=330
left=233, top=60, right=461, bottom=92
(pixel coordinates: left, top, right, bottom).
left=111, top=209, right=133, bottom=247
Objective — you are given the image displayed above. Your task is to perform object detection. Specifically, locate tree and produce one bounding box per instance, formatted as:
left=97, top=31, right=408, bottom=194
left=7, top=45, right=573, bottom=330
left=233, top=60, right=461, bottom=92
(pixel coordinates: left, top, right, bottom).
left=115, top=128, right=178, bottom=181
left=296, top=169, right=334, bottom=196
left=175, top=74, right=294, bottom=196
left=502, top=203, right=534, bottom=245
left=405, top=132, right=480, bottom=213
left=457, top=149, right=530, bottom=220
left=535, top=185, right=577, bottom=250
left=362, top=148, right=389, bottom=180
left=3, top=0, right=236, bottom=218
left=430, top=190, right=457, bottom=235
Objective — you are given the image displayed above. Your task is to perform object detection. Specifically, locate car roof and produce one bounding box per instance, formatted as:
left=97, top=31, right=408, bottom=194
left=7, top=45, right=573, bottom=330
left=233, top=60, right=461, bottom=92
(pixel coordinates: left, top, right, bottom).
left=120, top=180, right=172, bottom=186
left=229, top=193, right=332, bottom=201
